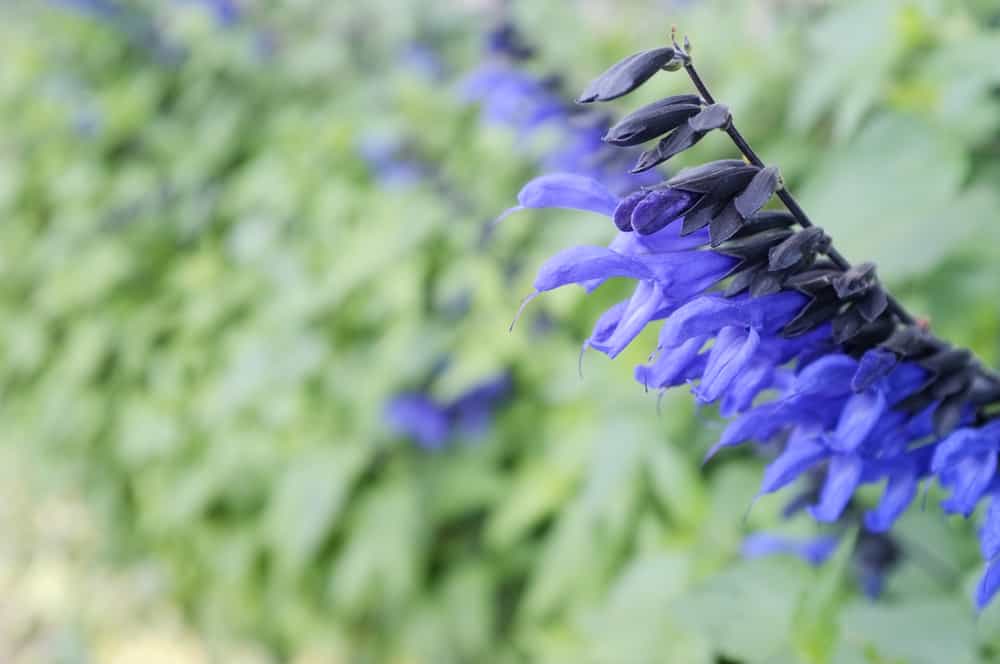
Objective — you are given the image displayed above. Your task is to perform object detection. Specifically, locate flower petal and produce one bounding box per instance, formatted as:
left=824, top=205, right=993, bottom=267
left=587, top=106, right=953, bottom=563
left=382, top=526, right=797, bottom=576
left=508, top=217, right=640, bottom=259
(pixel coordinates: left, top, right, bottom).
left=585, top=300, right=628, bottom=349
left=634, top=334, right=707, bottom=390
left=638, top=251, right=736, bottom=295
left=809, top=454, right=864, bottom=522
left=941, top=450, right=997, bottom=516
left=589, top=280, right=666, bottom=358
left=980, top=493, right=1000, bottom=561
left=384, top=394, right=450, bottom=449
left=658, top=292, right=807, bottom=348
left=517, top=173, right=620, bottom=217
left=852, top=349, right=898, bottom=392
left=695, top=326, right=760, bottom=404
left=976, top=559, right=1000, bottom=611
left=792, top=354, right=859, bottom=397
left=630, top=188, right=694, bottom=235
left=533, top=246, right=652, bottom=292
left=742, top=533, right=839, bottom=566
left=931, top=427, right=999, bottom=473
left=864, top=463, right=918, bottom=532
left=612, top=190, right=647, bottom=232
left=760, top=437, right=828, bottom=494
left=719, top=360, right=774, bottom=417
left=829, top=390, right=887, bottom=453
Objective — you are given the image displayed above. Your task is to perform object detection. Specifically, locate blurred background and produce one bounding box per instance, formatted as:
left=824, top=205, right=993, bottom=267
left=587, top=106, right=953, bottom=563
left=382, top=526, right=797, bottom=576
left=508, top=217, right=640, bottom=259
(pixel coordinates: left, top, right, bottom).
left=4, top=0, right=1000, bottom=662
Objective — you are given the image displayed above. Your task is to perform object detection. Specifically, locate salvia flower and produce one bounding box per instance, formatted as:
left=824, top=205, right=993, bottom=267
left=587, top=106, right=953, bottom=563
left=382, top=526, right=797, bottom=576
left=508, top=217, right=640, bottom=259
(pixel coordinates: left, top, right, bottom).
left=508, top=38, right=1000, bottom=609
left=385, top=372, right=514, bottom=451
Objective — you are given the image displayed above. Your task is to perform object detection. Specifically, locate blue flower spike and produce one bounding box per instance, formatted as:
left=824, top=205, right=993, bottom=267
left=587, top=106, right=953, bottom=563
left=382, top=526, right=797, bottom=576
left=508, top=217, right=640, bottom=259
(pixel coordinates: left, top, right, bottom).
left=509, top=35, right=1000, bottom=610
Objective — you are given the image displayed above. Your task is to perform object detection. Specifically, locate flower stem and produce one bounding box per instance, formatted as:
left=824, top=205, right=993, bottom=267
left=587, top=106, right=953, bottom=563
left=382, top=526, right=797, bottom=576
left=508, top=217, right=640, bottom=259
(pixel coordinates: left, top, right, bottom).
left=682, top=61, right=916, bottom=326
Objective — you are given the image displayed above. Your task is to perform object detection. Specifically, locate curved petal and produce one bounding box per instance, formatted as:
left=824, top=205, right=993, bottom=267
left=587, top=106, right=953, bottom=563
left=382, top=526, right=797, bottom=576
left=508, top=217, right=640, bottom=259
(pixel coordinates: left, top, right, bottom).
left=931, top=427, right=999, bottom=473
left=760, top=437, right=828, bottom=494
left=590, top=280, right=665, bottom=358
left=634, top=334, right=707, bottom=390
left=695, top=326, right=761, bottom=404
left=977, top=559, right=1000, bottom=611
left=612, top=190, right=647, bottom=231
left=658, top=296, right=750, bottom=347
left=809, top=454, right=864, bottom=522
left=829, top=390, right=887, bottom=453
left=742, top=533, right=839, bottom=566
left=720, top=360, right=774, bottom=417
left=863, top=463, right=919, bottom=532
left=792, top=354, right=859, bottom=397
left=517, top=173, right=619, bottom=217
left=852, top=349, right=898, bottom=392
left=940, top=450, right=997, bottom=516
left=639, top=250, right=737, bottom=296
left=585, top=300, right=628, bottom=350
left=384, top=394, right=450, bottom=449
left=630, top=188, right=694, bottom=234
left=533, top=246, right=652, bottom=292
left=980, top=493, right=1000, bottom=561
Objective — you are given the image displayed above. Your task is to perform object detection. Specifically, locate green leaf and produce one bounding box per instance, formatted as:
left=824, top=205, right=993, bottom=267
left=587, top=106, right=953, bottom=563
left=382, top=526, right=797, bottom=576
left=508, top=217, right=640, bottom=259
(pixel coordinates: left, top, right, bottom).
left=835, top=599, right=979, bottom=664
left=798, top=113, right=969, bottom=281
left=674, top=557, right=811, bottom=663
left=268, top=446, right=370, bottom=575
left=793, top=527, right=857, bottom=664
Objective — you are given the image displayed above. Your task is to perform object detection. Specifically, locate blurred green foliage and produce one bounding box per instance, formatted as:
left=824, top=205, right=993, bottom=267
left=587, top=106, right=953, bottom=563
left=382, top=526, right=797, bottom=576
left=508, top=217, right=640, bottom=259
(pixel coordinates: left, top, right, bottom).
left=5, top=1, right=1000, bottom=662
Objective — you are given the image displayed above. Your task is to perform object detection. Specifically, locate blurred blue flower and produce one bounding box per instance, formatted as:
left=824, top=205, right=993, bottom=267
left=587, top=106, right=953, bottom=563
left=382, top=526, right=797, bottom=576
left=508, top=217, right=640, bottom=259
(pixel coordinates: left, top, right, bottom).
left=385, top=372, right=514, bottom=450
left=743, top=532, right=839, bottom=566
left=461, top=23, right=658, bottom=195
left=176, top=0, right=242, bottom=27
left=384, top=394, right=451, bottom=449
left=357, top=133, right=431, bottom=189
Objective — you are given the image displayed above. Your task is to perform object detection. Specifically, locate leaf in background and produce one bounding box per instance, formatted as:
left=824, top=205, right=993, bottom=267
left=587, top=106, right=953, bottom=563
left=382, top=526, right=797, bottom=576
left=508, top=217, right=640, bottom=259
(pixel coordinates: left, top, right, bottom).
left=792, top=527, right=857, bottom=663
left=788, top=1, right=900, bottom=140
left=916, top=35, right=1000, bottom=147
left=327, top=476, right=424, bottom=615
left=576, top=551, right=714, bottom=664
left=268, top=446, right=370, bottom=575
left=485, top=434, right=586, bottom=551
left=798, top=113, right=972, bottom=281
left=644, top=439, right=707, bottom=532
left=673, top=557, right=811, bottom=663
left=833, top=599, right=978, bottom=664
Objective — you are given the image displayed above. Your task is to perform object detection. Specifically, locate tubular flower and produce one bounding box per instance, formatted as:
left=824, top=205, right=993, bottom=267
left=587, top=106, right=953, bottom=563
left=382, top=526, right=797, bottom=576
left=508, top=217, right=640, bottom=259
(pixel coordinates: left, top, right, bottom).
left=508, top=38, right=1000, bottom=609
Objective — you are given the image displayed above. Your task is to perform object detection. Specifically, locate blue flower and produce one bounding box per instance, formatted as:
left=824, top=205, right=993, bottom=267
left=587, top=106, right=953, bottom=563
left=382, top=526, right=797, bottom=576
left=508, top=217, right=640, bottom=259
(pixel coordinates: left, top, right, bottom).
left=175, top=0, right=242, bottom=26
left=508, top=48, right=1000, bottom=611
left=461, top=24, right=657, bottom=195
left=461, top=65, right=566, bottom=135
left=743, top=532, right=839, bottom=566
left=384, top=394, right=451, bottom=450
left=385, top=372, right=514, bottom=450
left=507, top=166, right=998, bottom=605
left=357, top=133, right=430, bottom=189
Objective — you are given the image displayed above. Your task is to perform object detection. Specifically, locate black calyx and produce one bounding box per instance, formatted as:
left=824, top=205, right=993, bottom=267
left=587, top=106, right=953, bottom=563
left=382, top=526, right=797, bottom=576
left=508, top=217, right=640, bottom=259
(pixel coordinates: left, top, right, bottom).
left=734, top=166, right=780, bottom=219
left=578, top=47, right=679, bottom=103
left=629, top=104, right=732, bottom=173
left=603, top=95, right=702, bottom=146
